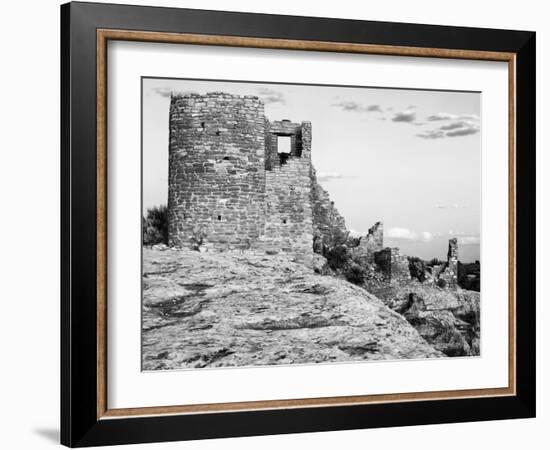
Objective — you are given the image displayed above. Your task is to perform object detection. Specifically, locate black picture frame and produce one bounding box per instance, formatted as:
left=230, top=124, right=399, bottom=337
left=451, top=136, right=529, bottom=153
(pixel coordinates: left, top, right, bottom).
left=61, top=1, right=536, bottom=447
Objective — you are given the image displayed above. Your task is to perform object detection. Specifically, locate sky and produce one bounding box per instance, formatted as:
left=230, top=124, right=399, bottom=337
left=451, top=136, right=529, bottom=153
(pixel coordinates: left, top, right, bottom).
left=142, top=77, right=481, bottom=262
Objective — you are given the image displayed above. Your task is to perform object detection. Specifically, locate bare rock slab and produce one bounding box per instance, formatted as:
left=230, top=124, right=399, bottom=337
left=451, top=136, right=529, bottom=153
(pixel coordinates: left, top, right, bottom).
left=142, top=248, right=442, bottom=370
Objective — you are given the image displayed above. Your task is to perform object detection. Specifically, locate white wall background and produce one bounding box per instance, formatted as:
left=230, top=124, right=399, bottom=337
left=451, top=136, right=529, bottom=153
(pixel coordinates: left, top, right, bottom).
left=0, top=0, right=546, bottom=449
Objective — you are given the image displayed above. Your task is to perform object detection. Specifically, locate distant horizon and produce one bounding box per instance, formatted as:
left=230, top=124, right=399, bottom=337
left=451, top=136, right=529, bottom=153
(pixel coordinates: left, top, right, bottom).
left=142, top=78, right=481, bottom=263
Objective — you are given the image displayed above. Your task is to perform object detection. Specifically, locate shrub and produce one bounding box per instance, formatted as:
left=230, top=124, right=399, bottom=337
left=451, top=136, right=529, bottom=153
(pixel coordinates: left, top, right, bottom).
left=408, top=256, right=426, bottom=282
left=323, top=245, right=371, bottom=285
left=346, top=236, right=361, bottom=248
left=427, top=257, right=444, bottom=267
left=324, top=245, right=350, bottom=271
left=143, top=205, right=168, bottom=246
left=457, top=261, right=481, bottom=291
left=344, top=262, right=367, bottom=285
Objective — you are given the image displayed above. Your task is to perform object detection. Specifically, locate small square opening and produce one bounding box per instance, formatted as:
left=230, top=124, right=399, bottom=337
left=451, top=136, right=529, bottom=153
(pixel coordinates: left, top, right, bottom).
left=277, top=136, right=291, bottom=154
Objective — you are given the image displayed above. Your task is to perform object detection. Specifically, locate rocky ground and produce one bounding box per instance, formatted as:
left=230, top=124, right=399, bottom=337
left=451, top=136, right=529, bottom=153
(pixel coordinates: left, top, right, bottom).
left=367, top=282, right=480, bottom=356
left=142, top=247, right=443, bottom=370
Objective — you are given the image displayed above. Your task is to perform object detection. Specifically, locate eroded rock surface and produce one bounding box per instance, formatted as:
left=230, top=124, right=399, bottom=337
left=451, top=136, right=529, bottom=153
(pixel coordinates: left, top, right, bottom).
left=368, top=282, right=480, bottom=357
left=142, top=248, right=442, bottom=370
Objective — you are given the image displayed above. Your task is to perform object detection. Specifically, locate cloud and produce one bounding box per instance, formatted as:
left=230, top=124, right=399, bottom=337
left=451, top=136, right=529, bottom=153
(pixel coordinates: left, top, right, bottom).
left=417, top=118, right=480, bottom=139
left=332, top=101, right=382, bottom=113
left=445, top=230, right=480, bottom=245
left=426, top=113, right=456, bottom=121
left=448, top=230, right=471, bottom=236
left=387, top=227, right=433, bottom=242
left=153, top=88, right=198, bottom=98
left=152, top=87, right=174, bottom=97
left=367, top=105, right=383, bottom=112
left=426, top=113, right=480, bottom=122
left=420, top=231, right=433, bottom=242
left=446, top=127, right=479, bottom=137
left=440, top=120, right=479, bottom=137
left=257, top=88, right=286, bottom=105
left=316, top=172, right=344, bottom=182
left=386, top=227, right=419, bottom=240
left=332, top=101, right=361, bottom=111
left=439, top=121, right=471, bottom=131
left=458, top=236, right=480, bottom=245
left=416, top=130, right=445, bottom=139
left=459, top=114, right=480, bottom=121
left=392, top=110, right=416, bottom=123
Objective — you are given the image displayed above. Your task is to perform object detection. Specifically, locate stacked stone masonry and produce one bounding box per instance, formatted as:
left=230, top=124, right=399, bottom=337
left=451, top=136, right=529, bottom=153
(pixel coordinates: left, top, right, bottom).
left=167, top=93, right=343, bottom=255
left=168, top=93, right=267, bottom=250
left=437, top=238, right=458, bottom=288
left=351, top=222, right=384, bottom=264
left=374, top=247, right=411, bottom=283
left=261, top=121, right=313, bottom=254
left=166, top=92, right=462, bottom=290
left=311, top=169, right=349, bottom=252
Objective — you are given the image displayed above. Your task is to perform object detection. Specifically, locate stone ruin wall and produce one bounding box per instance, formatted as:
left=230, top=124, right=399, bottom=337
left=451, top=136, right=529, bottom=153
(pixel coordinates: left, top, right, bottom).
left=168, top=93, right=326, bottom=255
left=166, top=92, right=461, bottom=287
left=168, top=93, right=266, bottom=250
left=351, top=222, right=384, bottom=264
left=311, top=169, right=349, bottom=252
left=374, top=247, right=411, bottom=283
left=437, top=238, right=458, bottom=288
left=261, top=121, right=313, bottom=254
left=371, top=238, right=459, bottom=287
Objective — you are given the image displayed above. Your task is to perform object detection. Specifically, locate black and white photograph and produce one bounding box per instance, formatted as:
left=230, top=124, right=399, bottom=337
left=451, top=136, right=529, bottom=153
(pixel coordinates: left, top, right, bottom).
left=0, top=0, right=542, bottom=447
left=141, top=77, right=482, bottom=371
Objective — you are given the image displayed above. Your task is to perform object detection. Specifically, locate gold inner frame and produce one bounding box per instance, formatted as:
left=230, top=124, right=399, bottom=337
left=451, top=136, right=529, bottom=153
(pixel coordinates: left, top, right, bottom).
left=96, top=29, right=517, bottom=420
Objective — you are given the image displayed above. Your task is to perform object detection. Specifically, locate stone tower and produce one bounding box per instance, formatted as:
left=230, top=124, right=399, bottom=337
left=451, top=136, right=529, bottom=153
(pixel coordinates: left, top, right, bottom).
left=168, top=92, right=267, bottom=249
left=167, top=92, right=318, bottom=254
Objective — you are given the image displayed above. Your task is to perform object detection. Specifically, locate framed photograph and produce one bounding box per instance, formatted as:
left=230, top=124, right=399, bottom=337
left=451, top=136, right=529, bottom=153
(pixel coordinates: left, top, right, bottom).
left=61, top=1, right=536, bottom=447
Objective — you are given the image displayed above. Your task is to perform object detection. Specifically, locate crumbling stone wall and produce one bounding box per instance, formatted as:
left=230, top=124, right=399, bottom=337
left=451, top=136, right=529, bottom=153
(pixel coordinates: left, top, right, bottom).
left=374, top=247, right=411, bottom=283
left=423, top=239, right=459, bottom=289
left=264, top=117, right=276, bottom=170
left=261, top=121, right=313, bottom=254
left=168, top=92, right=267, bottom=250
left=165, top=93, right=467, bottom=289
left=168, top=93, right=325, bottom=255
left=438, top=238, right=458, bottom=288
left=311, top=169, right=348, bottom=252
left=431, top=263, right=447, bottom=280
left=265, top=120, right=304, bottom=169
left=351, top=222, right=384, bottom=264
